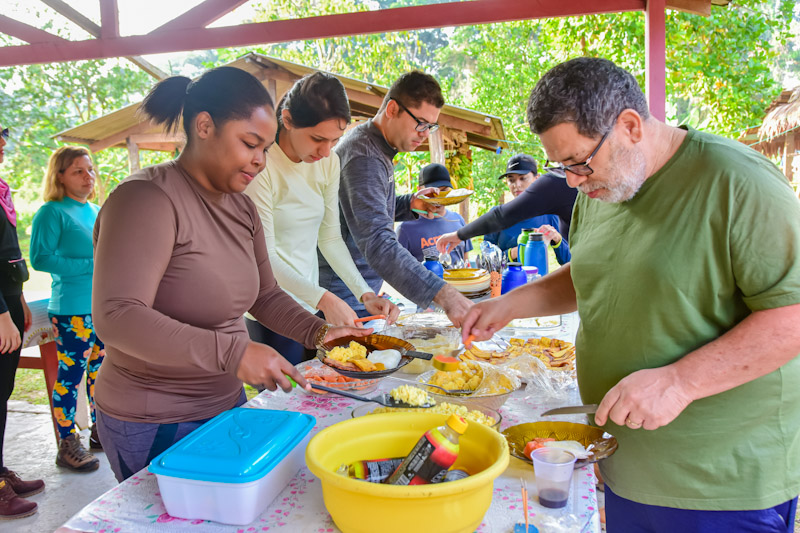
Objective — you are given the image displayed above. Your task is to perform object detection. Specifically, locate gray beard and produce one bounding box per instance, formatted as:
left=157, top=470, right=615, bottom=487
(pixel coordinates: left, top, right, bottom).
left=581, top=146, right=648, bottom=203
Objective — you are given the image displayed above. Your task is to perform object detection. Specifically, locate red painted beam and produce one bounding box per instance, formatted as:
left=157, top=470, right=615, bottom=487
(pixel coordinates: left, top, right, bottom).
left=149, top=0, right=250, bottom=33
left=100, top=0, right=120, bottom=39
left=0, top=0, right=645, bottom=67
left=0, top=14, right=65, bottom=44
left=645, top=0, right=667, bottom=120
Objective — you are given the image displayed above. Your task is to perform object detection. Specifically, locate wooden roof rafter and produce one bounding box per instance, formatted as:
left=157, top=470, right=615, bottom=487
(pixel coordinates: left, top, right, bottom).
left=0, top=0, right=724, bottom=68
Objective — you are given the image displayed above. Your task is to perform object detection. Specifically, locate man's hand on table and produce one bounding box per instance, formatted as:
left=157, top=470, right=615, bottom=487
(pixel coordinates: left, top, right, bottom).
left=459, top=294, right=516, bottom=343
left=594, top=365, right=693, bottom=431
left=238, top=342, right=312, bottom=392
left=433, top=284, right=473, bottom=328
left=436, top=231, right=462, bottom=254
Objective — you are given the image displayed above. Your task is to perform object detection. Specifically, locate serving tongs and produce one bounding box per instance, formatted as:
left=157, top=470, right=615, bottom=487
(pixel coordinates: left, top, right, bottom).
left=309, top=383, right=435, bottom=408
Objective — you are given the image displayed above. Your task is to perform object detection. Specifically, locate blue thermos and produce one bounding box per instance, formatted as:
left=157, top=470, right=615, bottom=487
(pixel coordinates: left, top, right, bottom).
left=423, top=256, right=444, bottom=278
left=501, top=262, right=527, bottom=294
left=523, top=232, right=548, bottom=276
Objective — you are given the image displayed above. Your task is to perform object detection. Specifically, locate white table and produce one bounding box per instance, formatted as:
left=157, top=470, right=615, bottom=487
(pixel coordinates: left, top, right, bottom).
left=60, top=312, right=600, bottom=533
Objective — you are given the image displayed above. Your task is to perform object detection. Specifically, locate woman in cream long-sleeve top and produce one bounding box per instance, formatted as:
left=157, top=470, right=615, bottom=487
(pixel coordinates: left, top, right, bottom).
left=244, top=73, right=398, bottom=364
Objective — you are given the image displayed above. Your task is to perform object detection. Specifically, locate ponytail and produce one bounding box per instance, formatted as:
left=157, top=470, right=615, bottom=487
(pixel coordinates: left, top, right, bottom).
left=140, top=76, right=191, bottom=135
left=139, top=67, right=273, bottom=146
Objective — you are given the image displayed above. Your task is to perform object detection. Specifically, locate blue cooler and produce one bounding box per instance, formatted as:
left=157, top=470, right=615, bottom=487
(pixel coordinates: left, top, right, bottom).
left=149, top=407, right=315, bottom=525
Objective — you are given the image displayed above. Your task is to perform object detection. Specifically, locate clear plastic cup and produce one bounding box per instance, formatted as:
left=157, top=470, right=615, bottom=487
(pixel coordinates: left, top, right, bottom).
left=531, top=447, right=577, bottom=508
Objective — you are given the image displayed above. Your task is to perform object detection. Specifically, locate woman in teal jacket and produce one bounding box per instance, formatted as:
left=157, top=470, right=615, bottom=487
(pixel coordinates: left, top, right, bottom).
left=31, top=146, right=103, bottom=473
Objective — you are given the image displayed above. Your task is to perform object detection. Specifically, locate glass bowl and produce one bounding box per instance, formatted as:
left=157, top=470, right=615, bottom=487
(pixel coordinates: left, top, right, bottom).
left=401, top=326, right=462, bottom=375
left=351, top=400, right=502, bottom=430
left=298, top=361, right=381, bottom=394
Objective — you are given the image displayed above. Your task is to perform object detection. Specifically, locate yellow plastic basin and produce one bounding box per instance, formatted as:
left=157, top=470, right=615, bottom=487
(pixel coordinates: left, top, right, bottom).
left=306, top=412, right=509, bottom=533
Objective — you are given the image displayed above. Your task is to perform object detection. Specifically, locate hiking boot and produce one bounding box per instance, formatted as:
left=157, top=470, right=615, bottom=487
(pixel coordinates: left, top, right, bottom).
left=89, top=424, right=103, bottom=450
left=56, top=434, right=99, bottom=472
left=0, top=470, right=44, bottom=498
left=0, top=479, right=37, bottom=520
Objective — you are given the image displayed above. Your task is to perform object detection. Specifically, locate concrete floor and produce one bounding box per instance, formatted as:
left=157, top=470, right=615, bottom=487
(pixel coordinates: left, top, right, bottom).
left=3, top=400, right=117, bottom=533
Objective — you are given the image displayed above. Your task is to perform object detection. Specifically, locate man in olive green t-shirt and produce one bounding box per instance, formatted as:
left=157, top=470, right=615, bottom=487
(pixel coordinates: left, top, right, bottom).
left=463, top=58, right=800, bottom=531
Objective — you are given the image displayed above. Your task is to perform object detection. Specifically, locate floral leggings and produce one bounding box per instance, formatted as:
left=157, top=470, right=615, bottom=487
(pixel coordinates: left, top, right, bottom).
left=50, top=314, right=105, bottom=439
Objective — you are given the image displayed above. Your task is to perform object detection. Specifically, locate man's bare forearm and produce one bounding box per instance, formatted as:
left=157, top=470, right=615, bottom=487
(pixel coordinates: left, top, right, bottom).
left=504, top=263, right=577, bottom=319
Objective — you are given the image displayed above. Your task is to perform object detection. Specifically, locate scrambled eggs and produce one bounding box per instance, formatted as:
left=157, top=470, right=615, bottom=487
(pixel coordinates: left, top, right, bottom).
left=428, top=361, right=483, bottom=391
left=373, top=402, right=497, bottom=428
left=328, top=341, right=369, bottom=363
left=389, top=385, right=434, bottom=407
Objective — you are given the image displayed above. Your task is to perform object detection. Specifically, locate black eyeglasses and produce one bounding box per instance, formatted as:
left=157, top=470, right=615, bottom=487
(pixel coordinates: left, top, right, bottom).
left=0, top=128, right=8, bottom=140
left=390, top=97, right=439, bottom=133
left=544, top=129, right=611, bottom=178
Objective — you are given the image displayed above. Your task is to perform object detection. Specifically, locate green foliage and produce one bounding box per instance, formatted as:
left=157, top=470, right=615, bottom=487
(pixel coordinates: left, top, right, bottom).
left=1, top=0, right=795, bottom=239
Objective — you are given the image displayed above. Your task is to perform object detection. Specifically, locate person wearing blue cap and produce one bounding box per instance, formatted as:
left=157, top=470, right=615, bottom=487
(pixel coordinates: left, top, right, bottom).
left=396, top=164, right=471, bottom=265
left=436, top=153, right=576, bottom=264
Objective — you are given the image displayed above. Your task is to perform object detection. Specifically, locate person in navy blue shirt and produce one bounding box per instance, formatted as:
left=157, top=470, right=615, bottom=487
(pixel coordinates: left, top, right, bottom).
left=437, top=154, right=576, bottom=265
left=396, top=164, right=472, bottom=265
left=481, top=155, right=570, bottom=264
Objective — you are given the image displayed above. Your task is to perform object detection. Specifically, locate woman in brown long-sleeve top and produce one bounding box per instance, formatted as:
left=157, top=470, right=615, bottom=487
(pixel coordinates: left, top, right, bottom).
left=91, top=67, right=370, bottom=482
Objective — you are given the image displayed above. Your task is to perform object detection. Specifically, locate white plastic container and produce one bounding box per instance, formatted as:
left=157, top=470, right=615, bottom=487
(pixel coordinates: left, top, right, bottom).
left=149, top=407, right=315, bottom=525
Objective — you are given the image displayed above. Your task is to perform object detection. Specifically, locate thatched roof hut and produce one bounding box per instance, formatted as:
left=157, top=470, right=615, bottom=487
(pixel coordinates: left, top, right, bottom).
left=740, top=86, right=800, bottom=181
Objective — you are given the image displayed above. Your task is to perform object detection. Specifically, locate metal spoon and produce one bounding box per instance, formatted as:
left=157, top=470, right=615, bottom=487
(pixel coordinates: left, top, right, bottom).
left=309, top=383, right=435, bottom=408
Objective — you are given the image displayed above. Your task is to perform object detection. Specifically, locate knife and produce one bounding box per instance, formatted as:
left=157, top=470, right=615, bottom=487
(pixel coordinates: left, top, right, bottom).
left=541, top=404, right=598, bottom=416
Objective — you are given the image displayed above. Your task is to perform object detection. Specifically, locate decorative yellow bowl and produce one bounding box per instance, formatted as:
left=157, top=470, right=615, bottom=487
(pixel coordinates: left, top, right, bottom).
left=444, top=268, right=488, bottom=281
left=502, top=421, right=618, bottom=468
left=444, top=269, right=491, bottom=293
left=418, top=190, right=474, bottom=206
left=306, top=413, right=509, bottom=533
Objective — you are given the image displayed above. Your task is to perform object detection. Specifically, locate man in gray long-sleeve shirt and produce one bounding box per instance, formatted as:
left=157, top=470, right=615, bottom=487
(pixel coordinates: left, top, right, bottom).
left=318, top=71, right=472, bottom=326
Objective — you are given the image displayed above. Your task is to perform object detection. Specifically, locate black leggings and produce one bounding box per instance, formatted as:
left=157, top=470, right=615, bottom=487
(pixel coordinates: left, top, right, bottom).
left=0, top=292, right=23, bottom=470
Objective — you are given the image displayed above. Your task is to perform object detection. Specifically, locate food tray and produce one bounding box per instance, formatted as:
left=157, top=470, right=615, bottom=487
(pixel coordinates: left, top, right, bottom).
left=461, top=336, right=575, bottom=369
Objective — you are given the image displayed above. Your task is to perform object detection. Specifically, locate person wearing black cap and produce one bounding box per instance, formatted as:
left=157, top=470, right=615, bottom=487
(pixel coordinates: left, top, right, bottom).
left=439, top=154, right=573, bottom=265
left=396, top=164, right=472, bottom=265
left=437, top=154, right=577, bottom=260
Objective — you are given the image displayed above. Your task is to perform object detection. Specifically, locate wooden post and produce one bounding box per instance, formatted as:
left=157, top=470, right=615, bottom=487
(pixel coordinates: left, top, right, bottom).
left=126, top=136, right=140, bottom=173
left=645, top=0, right=667, bottom=121
left=267, top=78, right=277, bottom=105
left=429, top=129, right=445, bottom=164
left=784, top=132, right=795, bottom=183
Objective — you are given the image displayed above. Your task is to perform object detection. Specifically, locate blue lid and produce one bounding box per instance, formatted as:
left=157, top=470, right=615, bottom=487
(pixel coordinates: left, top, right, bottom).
left=149, top=408, right=315, bottom=484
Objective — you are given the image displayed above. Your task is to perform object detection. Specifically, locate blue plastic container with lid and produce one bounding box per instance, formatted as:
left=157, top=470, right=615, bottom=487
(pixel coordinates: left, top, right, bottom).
left=501, top=262, right=527, bottom=294
left=523, top=232, right=548, bottom=277
left=149, top=407, right=315, bottom=525
left=423, top=256, right=444, bottom=278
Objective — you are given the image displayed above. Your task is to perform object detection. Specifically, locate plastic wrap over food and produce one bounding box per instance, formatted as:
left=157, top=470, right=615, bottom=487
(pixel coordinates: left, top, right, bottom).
left=496, top=355, right=575, bottom=401
left=418, top=359, right=521, bottom=397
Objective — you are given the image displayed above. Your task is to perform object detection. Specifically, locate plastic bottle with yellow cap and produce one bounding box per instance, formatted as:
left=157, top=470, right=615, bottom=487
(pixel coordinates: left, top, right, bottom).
left=385, top=414, right=468, bottom=485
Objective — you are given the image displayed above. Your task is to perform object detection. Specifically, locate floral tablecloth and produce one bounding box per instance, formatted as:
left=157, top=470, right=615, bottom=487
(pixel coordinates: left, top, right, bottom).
left=61, top=312, right=600, bottom=533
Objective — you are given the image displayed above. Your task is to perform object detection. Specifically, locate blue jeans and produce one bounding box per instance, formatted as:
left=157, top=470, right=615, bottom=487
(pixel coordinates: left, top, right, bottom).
left=95, top=389, right=247, bottom=482
left=605, top=484, right=798, bottom=533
